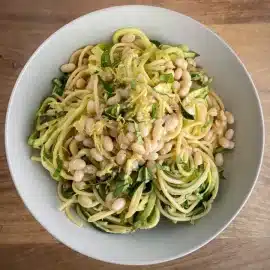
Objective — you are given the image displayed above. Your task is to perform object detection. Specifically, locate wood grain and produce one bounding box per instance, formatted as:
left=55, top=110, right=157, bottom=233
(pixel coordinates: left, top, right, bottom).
left=1, top=1, right=270, bottom=269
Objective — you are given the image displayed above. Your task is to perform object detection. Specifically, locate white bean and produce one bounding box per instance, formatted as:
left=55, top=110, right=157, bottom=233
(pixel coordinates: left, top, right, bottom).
left=152, top=120, right=164, bottom=142
left=85, top=118, right=95, bottom=134
left=228, top=141, right=235, bottom=149
left=204, top=130, right=214, bottom=141
left=131, top=143, right=146, bottom=155
left=174, top=68, right=183, bottom=81
left=84, top=164, right=97, bottom=175
left=118, top=133, right=130, bottom=146
left=219, top=110, right=227, bottom=121
left=107, top=92, right=120, bottom=105
left=76, top=78, right=86, bottom=89
left=225, top=111, right=235, bottom=124
left=172, top=80, right=180, bottom=90
left=174, top=58, right=188, bottom=70
left=111, top=198, right=126, bottom=211
left=159, top=142, right=173, bottom=155
left=139, top=122, right=151, bottom=138
left=132, top=160, right=139, bottom=171
left=215, top=153, right=224, bottom=167
left=103, top=70, right=113, bottom=82
left=144, top=152, right=159, bottom=161
left=194, top=151, right=203, bottom=167
left=109, top=128, right=118, bottom=138
left=117, top=88, right=129, bottom=98
left=75, top=133, right=85, bottom=142
left=146, top=160, right=157, bottom=173
left=83, top=138, right=94, bottom=148
left=219, top=137, right=230, bottom=148
left=69, top=159, right=86, bottom=171
left=116, top=150, right=127, bottom=165
left=73, top=170, right=84, bottom=182
left=126, top=132, right=136, bottom=143
left=121, top=33, right=135, bottom=43
left=127, top=122, right=135, bottom=132
left=155, top=140, right=164, bottom=152
left=90, top=148, right=103, bottom=162
left=87, top=100, right=96, bottom=115
left=78, top=195, right=92, bottom=208
left=179, top=82, right=192, bottom=97
left=164, top=114, right=178, bottom=132
left=103, top=136, right=114, bottom=152
left=60, top=63, right=76, bottom=73
left=225, top=129, right=234, bottom=140
left=208, top=107, right=218, bottom=117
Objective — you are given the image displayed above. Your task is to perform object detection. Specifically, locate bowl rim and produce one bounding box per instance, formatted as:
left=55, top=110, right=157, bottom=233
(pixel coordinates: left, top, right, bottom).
left=5, top=5, right=265, bottom=265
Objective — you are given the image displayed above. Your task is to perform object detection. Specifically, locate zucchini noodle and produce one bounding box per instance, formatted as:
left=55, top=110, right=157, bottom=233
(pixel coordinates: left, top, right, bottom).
left=28, top=28, right=235, bottom=233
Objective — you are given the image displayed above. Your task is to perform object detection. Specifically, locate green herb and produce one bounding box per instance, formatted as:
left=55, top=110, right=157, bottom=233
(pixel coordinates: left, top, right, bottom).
left=160, top=73, right=174, bottom=83
left=190, top=72, right=202, bottom=81
left=180, top=104, right=195, bottom=120
left=150, top=40, right=161, bottom=47
left=130, top=80, right=136, bottom=89
left=52, top=74, right=68, bottom=96
left=62, top=182, right=74, bottom=199
left=182, top=201, right=189, bottom=209
left=101, top=50, right=111, bottom=67
left=103, top=104, right=121, bottom=119
left=53, top=158, right=63, bottom=178
left=114, top=182, right=130, bottom=197
left=151, top=103, right=157, bottom=119
left=137, top=167, right=152, bottom=184
left=133, top=121, right=143, bottom=144
left=99, top=76, right=114, bottom=97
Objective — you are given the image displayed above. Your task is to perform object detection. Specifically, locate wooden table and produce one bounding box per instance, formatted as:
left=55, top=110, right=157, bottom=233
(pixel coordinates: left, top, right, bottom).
left=1, top=0, right=270, bottom=269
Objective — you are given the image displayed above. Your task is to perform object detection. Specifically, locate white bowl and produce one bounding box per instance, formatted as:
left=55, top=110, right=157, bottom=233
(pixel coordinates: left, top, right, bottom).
left=5, top=5, right=264, bottom=265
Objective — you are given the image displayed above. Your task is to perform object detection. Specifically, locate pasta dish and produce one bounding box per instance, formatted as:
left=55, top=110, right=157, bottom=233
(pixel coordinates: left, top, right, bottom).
left=28, top=28, right=235, bottom=233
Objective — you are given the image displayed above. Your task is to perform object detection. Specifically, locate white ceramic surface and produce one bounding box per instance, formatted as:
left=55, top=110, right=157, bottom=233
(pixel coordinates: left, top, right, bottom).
left=5, top=5, right=264, bottom=265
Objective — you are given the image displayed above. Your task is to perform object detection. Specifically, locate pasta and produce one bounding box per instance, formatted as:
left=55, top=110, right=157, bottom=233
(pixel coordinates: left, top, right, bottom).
left=28, top=28, right=235, bottom=233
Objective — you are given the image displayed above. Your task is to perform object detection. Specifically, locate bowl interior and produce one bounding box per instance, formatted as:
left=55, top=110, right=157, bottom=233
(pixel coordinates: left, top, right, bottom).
left=5, top=5, right=264, bottom=265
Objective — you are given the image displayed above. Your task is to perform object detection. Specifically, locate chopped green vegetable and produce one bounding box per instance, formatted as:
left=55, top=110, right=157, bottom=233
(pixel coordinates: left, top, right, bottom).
left=160, top=73, right=174, bottom=83
left=151, top=103, right=157, bottom=119
left=99, top=76, right=114, bottom=97
left=150, top=40, right=161, bottom=47
left=101, top=49, right=111, bottom=67
left=52, top=74, right=68, bottom=96
left=104, top=104, right=121, bottom=119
